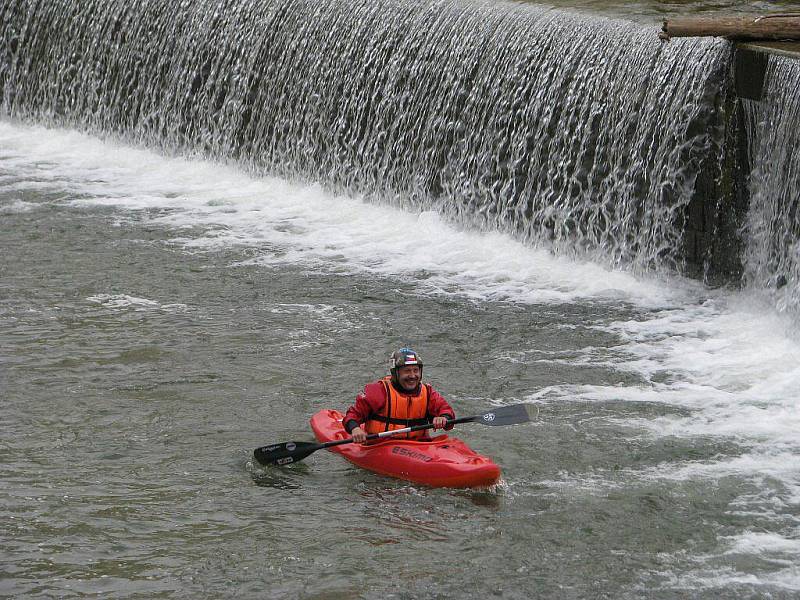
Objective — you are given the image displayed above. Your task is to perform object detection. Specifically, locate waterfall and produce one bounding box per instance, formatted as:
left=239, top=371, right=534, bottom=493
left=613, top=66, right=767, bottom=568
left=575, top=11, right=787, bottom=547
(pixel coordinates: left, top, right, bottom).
left=741, top=55, right=800, bottom=314
left=1, top=0, right=729, bottom=272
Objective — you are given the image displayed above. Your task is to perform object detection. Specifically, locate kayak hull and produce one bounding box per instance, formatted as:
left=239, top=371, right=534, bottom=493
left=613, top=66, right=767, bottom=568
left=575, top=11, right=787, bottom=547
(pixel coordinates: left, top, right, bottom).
left=310, top=409, right=501, bottom=488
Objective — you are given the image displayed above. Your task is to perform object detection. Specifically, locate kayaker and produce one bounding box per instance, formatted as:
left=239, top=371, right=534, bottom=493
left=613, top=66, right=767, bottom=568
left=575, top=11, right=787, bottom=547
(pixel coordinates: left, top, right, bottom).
left=344, top=348, right=455, bottom=443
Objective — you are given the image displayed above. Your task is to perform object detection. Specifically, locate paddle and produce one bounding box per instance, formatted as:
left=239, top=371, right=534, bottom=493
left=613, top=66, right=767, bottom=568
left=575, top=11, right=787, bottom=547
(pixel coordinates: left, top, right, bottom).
left=253, top=403, right=533, bottom=467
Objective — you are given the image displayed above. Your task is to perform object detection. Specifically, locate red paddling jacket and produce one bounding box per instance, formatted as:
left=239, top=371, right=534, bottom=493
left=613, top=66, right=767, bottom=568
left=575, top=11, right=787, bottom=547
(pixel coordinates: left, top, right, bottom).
left=344, top=376, right=455, bottom=440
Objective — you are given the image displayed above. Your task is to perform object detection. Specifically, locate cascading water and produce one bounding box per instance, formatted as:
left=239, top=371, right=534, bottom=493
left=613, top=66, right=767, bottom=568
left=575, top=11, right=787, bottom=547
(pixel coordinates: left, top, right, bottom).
left=741, top=55, right=800, bottom=314
left=0, top=0, right=727, bottom=273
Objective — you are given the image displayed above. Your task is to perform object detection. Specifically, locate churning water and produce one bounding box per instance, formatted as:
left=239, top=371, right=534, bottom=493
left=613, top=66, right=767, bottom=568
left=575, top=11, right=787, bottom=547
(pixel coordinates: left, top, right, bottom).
left=2, top=0, right=800, bottom=598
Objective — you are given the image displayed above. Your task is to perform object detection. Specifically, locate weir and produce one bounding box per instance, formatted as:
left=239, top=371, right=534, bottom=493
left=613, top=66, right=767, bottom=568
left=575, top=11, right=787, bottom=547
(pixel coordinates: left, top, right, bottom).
left=0, top=0, right=798, bottom=311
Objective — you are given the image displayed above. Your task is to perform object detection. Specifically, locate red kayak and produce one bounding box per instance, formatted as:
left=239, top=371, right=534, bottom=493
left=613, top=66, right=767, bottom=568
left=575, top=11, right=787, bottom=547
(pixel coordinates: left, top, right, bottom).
left=309, top=409, right=501, bottom=488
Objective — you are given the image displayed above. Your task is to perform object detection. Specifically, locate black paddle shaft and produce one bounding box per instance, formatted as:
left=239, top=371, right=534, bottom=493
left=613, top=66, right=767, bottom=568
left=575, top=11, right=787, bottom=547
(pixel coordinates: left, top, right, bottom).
left=253, top=403, right=533, bottom=466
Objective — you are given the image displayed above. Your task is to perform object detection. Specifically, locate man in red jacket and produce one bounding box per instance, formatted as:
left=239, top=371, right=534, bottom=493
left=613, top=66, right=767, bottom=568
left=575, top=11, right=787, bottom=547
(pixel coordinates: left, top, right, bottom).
left=344, top=348, right=455, bottom=444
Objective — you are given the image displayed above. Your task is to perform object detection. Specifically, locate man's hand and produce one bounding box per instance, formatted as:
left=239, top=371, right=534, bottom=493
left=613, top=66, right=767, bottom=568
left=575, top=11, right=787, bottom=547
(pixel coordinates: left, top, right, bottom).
left=350, top=425, right=367, bottom=444
left=432, top=416, right=448, bottom=430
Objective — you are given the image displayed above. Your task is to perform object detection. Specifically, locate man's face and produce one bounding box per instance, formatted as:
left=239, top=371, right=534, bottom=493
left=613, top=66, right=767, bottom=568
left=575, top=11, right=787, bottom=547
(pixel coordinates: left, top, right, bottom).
left=396, top=364, right=421, bottom=391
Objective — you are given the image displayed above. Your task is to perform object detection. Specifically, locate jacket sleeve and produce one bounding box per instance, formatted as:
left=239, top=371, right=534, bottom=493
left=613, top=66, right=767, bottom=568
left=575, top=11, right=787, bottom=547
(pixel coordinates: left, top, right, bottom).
left=343, top=382, right=386, bottom=433
left=427, top=386, right=455, bottom=429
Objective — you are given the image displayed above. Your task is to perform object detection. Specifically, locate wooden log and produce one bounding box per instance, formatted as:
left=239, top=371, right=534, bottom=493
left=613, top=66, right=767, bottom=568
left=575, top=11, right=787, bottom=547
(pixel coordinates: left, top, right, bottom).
left=660, top=14, right=800, bottom=41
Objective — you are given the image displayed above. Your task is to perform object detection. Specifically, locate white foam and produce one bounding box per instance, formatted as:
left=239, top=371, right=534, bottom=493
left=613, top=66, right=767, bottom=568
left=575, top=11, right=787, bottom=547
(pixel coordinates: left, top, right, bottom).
left=725, top=530, right=800, bottom=558
left=607, top=296, right=799, bottom=445
left=658, top=565, right=800, bottom=593
left=0, top=199, right=38, bottom=213
left=0, top=120, right=685, bottom=308
left=86, top=293, right=186, bottom=312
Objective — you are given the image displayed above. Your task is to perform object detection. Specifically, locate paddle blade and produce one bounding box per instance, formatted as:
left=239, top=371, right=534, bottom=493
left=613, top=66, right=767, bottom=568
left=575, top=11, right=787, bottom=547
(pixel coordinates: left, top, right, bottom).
left=475, top=404, right=533, bottom=426
left=253, top=441, right=321, bottom=466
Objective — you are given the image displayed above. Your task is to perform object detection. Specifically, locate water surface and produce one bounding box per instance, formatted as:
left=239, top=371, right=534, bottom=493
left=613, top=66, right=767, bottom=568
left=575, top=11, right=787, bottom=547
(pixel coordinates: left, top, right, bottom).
left=2, top=122, right=799, bottom=598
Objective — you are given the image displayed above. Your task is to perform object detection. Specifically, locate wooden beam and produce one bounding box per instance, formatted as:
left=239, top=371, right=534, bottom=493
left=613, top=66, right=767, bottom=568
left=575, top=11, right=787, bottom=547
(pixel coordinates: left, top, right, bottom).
left=660, top=14, right=800, bottom=41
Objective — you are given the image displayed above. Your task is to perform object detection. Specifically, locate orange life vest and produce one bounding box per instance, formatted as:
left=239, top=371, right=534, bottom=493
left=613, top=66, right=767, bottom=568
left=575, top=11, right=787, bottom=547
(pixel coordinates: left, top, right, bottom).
left=364, top=376, right=430, bottom=440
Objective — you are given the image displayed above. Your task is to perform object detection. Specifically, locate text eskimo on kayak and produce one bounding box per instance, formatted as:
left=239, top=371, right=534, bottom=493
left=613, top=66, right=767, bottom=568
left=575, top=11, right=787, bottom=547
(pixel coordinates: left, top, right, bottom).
left=344, top=348, right=456, bottom=444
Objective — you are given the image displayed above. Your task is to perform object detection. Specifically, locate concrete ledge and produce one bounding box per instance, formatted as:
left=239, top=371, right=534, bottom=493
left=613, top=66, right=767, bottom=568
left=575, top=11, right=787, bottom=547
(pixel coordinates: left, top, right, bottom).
left=737, top=41, right=800, bottom=59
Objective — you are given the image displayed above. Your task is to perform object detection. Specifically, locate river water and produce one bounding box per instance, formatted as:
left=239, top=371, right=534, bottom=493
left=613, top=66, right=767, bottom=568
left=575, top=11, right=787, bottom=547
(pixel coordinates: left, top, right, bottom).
left=3, top=0, right=800, bottom=596
left=2, top=118, right=799, bottom=598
